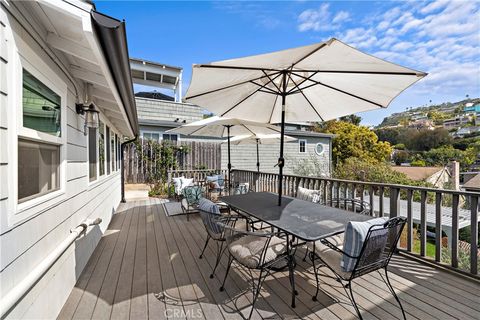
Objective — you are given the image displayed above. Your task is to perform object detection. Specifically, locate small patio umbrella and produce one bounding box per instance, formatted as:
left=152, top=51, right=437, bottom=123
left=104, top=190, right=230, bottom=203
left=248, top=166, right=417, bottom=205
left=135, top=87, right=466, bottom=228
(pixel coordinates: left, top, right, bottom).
left=166, top=116, right=281, bottom=186
left=184, top=38, right=427, bottom=205
left=224, top=134, right=296, bottom=172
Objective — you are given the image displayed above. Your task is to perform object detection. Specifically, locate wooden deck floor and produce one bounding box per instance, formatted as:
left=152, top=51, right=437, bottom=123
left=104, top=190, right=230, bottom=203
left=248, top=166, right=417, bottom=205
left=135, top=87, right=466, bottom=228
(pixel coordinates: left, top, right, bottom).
left=59, top=199, right=480, bottom=320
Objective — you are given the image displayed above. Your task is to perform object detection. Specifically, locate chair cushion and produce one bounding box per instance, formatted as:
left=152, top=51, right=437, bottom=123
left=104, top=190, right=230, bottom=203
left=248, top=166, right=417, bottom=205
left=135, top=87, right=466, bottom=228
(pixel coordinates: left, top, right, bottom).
left=229, top=235, right=287, bottom=269
left=206, top=175, right=221, bottom=189
left=198, top=198, right=220, bottom=215
left=307, top=233, right=344, bottom=252
left=341, top=217, right=388, bottom=272
left=314, top=240, right=351, bottom=279
left=296, top=186, right=320, bottom=203
left=172, top=176, right=184, bottom=194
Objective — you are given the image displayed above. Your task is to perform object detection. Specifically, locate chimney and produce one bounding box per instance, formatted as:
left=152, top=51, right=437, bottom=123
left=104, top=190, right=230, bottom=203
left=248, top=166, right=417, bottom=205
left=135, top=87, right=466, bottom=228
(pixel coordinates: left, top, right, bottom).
left=449, top=161, right=460, bottom=190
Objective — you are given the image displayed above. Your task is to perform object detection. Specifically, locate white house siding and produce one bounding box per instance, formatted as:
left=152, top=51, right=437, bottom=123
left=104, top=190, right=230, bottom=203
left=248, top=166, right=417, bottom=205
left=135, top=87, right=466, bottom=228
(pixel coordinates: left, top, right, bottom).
left=221, top=136, right=331, bottom=175
left=136, top=97, right=203, bottom=123
left=0, top=5, right=123, bottom=319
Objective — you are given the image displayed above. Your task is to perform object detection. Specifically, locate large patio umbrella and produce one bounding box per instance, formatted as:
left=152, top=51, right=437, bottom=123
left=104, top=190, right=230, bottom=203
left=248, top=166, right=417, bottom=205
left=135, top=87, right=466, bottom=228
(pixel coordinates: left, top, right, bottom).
left=166, top=116, right=281, bottom=186
left=184, top=38, right=427, bottom=205
left=224, top=134, right=296, bottom=172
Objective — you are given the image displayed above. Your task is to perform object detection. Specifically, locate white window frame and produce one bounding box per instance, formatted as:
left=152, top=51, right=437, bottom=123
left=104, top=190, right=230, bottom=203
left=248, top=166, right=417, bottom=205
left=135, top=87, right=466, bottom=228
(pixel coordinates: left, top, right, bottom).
left=298, top=139, right=307, bottom=153
left=12, top=52, right=67, bottom=219
left=87, top=114, right=121, bottom=186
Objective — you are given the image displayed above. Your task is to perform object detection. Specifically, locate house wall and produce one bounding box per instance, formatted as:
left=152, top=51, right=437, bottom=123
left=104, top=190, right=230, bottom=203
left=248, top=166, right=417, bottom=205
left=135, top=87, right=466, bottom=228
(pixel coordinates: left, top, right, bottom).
left=136, top=97, right=202, bottom=123
left=0, top=6, right=122, bottom=319
left=221, top=136, right=331, bottom=176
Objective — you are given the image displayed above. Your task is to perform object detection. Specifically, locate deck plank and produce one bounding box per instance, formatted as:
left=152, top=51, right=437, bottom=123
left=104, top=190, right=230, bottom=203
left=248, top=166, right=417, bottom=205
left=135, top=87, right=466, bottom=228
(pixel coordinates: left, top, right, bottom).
left=58, top=200, right=480, bottom=320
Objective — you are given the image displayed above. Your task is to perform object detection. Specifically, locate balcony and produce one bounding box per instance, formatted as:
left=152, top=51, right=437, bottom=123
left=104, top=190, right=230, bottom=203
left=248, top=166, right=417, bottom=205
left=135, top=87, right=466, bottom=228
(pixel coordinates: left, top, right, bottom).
left=59, top=170, right=479, bottom=319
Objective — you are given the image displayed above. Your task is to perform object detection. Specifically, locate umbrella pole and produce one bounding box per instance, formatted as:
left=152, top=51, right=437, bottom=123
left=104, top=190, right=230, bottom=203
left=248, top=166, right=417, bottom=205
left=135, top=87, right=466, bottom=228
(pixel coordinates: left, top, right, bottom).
left=227, top=125, right=231, bottom=190
left=277, top=72, right=288, bottom=206
left=256, top=139, right=260, bottom=173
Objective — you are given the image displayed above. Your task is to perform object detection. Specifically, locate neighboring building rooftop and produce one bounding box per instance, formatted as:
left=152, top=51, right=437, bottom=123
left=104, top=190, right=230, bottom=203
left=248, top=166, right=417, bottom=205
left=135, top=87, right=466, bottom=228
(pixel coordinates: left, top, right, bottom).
left=463, top=173, right=480, bottom=191
left=135, top=91, right=174, bottom=101
left=391, top=166, right=444, bottom=181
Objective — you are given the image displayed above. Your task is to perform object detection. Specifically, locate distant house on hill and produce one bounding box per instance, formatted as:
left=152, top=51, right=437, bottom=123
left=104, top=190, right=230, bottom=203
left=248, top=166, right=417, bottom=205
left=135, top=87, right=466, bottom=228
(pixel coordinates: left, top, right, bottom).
left=391, top=166, right=451, bottom=188
left=443, top=115, right=471, bottom=129
left=408, top=118, right=435, bottom=130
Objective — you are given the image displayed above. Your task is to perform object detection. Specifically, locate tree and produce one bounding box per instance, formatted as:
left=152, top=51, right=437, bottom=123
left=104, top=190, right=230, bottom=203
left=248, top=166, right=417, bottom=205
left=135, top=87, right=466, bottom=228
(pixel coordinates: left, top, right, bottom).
left=427, top=110, right=449, bottom=125
left=404, top=128, right=452, bottom=151
left=393, top=150, right=410, bottom=165
left=318, top=120, right=393, bottom=166
left=420, top=145, right=475, bottom=170
left=339, top=114, right=362, bottom=125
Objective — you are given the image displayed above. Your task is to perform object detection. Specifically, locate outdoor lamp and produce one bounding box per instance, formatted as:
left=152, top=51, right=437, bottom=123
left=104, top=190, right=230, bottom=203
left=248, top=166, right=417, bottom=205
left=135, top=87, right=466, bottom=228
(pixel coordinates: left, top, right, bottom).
left=76, top=103, right=100, bottom=135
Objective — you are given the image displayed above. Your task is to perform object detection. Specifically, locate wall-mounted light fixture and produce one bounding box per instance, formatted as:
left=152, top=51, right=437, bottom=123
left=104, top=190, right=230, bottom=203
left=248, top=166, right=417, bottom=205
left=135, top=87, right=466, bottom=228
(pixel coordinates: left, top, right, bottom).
left=76, top=103, right=99, bottom=135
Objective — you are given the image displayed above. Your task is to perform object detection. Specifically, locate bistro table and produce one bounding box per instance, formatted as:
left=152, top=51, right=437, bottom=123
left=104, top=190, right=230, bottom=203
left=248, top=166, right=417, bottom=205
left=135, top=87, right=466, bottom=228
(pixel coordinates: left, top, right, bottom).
left=220, top=192, right=373, bottom=308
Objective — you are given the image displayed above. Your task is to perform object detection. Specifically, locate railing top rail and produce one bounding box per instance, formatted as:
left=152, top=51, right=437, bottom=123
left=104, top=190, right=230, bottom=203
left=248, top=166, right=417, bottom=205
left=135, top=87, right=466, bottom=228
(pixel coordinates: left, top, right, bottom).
left=231, top=169, right=480, bottom=197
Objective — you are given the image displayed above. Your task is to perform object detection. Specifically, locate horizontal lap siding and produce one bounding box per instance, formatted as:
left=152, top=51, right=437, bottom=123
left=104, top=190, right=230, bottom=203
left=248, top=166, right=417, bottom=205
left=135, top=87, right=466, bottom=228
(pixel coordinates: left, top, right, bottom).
left=0, top=7, right=9, bottom=231
left=0, top=7, right=123, bottom=319
left=221, top=137, right=331, bottom=175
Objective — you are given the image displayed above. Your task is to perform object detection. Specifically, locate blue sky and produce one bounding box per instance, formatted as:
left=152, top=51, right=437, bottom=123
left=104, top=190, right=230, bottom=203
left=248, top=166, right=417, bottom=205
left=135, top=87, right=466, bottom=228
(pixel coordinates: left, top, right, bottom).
left=96, top=0, right=480, bottom=126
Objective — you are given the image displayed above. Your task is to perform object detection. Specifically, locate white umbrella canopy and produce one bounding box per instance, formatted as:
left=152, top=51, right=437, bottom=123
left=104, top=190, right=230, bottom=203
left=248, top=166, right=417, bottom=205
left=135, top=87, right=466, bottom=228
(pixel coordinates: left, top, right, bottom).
left=223, top=134, right=297, bottom=172
left=184, top=38, right=427, bottom=205
left=166, top=116, right=281, bottom=137
left=185, top=38, right=427, bottom=124
left=166, top=116, right=282, bottom=185
left=226, top=133, right=296, bottom=145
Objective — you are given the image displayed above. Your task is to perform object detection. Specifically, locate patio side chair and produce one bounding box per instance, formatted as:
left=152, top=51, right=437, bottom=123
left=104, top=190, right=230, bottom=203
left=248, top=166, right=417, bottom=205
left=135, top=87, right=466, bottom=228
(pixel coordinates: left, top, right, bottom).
left=323, top=198, right=371, bottom=215
left=218, top=220, right=292, bottom=320
left=308, top=217, right=407, bottom=320
left=181, top=185, right=204, bottom=221
left=197, top=198, right=250, bottom=279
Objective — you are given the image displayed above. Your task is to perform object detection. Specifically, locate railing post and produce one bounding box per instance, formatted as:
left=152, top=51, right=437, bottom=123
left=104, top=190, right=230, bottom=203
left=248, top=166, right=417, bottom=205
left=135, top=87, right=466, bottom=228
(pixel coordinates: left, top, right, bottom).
left=389, top=187, right=400, bottom=218
left=406, top=189, right=413, bottom=252
left=451, top=194, right=459, bottom=269
left=435, top=192, right=442, bottom=263
left=420, top=191, right=427, bottom=257
left=470, top=195, right=478, bottom=275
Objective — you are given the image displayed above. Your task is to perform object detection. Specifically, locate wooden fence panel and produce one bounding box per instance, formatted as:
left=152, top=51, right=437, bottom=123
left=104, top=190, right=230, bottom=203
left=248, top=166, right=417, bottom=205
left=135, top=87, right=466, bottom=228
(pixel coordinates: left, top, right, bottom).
left=123, top=140, right=222, bottom=183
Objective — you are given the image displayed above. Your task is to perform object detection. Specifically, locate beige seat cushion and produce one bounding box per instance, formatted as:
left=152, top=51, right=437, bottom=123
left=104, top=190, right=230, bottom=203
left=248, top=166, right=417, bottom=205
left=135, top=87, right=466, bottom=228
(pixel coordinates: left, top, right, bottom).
left=229, top=235, right=287, bottom=269
left=307, top=234, right=351, bottom=279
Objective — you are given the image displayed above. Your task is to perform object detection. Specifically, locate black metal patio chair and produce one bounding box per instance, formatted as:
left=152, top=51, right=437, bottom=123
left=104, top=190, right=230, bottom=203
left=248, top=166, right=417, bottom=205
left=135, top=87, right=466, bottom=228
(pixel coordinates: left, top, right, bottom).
left=198, top=198, right=250, bottom=279
left=322, top=198, right=371, bottom=215
left=218, top=218, right=294, bottom=319
left=181, top=185, right=204, bottom=221
left=302, top=197, right=371, bottom=262
left=308, top=216, right=407, bottom=320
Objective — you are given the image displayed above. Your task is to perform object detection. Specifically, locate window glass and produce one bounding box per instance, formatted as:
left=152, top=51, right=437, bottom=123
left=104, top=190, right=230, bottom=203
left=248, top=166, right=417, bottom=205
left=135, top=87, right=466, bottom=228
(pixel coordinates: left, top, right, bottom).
left=315, top=143, right=324, bottom=155
left=163, top=133, right=178, bottom=142
left=106, top=126, right=111, bottom=175
left=111, top=133, right=115, bottom=172
left=143, top=132, right=151, bottom=140
left=299, top=140, right=306, bottom=153
left=99, top=121, right=105, bottom=176
left=88, top=127, right=97, bottom=181
left=22, top=69, right=61, bottom=136
left=18, top=139, right=60, bottom=202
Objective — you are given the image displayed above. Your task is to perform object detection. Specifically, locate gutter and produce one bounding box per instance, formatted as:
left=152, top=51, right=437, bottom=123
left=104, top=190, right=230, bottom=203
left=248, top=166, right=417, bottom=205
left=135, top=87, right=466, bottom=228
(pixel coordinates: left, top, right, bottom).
left=121, top=136, right=138, bottom=202
left=90, top=11, right=139, bottom=136
left=0, top=219, right=102, bottom=319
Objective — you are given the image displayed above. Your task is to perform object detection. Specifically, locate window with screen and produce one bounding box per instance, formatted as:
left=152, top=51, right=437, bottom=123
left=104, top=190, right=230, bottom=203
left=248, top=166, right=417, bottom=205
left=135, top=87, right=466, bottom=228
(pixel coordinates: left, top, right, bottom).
left=18, top=139, right=60, bottom=202
left=299, top=140, right=306, bottom=153
left=106, top=126, right=111, bottom=175
left=99, top=121, right=105, bottom=176
left=88, top=127, right=97, bottom=181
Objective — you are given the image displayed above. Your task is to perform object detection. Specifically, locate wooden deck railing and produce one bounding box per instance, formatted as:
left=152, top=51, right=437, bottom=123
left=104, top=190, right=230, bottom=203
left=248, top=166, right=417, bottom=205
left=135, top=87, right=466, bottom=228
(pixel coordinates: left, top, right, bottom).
left=168, top=169, right=228, bottom=183
left=167, top=168, right=479, bottom=278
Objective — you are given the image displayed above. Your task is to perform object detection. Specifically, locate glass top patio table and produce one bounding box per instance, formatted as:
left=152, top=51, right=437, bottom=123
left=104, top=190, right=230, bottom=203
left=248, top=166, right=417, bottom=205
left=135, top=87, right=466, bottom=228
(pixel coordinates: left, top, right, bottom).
left=221, top=192, right=373, bottom=242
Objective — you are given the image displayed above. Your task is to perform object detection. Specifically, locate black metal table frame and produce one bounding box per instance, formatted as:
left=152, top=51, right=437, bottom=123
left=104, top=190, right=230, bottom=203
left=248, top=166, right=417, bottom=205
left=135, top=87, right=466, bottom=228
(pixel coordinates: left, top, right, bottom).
left=221, top=192, right=372, bottom=308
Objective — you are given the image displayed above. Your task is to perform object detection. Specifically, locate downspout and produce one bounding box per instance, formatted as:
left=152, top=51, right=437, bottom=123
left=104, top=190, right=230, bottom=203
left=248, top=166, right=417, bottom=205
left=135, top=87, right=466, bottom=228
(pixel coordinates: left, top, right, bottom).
left=121, top=136, right=138, bottom=203
left=0, top=218, right=102, bottom=319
